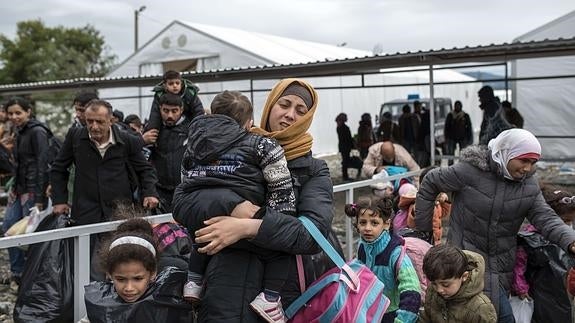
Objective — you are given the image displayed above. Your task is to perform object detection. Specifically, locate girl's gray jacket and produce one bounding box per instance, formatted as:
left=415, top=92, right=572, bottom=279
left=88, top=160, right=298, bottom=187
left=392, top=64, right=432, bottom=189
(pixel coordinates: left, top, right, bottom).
left=414, top=145, right=575, bottom=310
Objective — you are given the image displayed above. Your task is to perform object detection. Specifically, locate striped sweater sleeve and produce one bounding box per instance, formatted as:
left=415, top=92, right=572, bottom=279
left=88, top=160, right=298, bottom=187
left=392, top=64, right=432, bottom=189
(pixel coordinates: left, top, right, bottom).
left=257, top=136, right=296, bottom=215
left=393, top=248, right=421, bottom=323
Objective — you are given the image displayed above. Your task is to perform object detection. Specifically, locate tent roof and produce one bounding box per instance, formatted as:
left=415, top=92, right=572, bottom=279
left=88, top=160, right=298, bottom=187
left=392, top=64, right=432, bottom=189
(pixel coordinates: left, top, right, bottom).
left=1, top=36, right=575, bottom=95
left=179, top=21, right=372, bottom=64
left=514, top=10, right=575, bottom=42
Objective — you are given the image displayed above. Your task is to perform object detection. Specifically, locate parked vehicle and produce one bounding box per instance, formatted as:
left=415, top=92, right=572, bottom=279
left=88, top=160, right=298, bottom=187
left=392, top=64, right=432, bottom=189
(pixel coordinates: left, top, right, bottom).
left=376, top=97, right=452, bottom=150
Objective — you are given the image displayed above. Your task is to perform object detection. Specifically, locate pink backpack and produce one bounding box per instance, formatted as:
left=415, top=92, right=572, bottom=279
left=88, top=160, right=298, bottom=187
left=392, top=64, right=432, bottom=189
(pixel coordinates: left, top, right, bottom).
left=285, top=216, right=391, bottom=322
left=395, top=237, right=432, bottom=300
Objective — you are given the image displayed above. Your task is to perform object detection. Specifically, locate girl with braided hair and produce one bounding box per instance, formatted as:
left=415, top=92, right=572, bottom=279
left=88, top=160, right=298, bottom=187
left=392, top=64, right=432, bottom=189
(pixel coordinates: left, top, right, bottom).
left=345, top=196, right=421, bottom=323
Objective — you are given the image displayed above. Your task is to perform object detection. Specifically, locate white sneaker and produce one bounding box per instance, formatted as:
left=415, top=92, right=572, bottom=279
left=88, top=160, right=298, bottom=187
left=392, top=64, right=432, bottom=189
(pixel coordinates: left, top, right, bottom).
left=249, top=292, right=286, bottom=323
left=183, top=280, right=202, bottom=301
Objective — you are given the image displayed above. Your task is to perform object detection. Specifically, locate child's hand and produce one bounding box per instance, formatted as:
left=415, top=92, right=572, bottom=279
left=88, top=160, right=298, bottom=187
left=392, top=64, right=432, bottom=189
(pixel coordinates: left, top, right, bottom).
left=437, top=193, right=448, bottom=203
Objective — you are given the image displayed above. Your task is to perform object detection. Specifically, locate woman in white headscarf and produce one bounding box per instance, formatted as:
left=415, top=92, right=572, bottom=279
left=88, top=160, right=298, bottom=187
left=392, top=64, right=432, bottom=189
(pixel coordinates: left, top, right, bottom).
left=414, top=128, right=575, bottom=323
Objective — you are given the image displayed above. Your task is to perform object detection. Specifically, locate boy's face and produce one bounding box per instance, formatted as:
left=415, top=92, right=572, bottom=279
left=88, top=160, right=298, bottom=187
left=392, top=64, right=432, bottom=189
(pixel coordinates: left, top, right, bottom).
left=431, top=272, right=469, bottom=299
left=164, top=78, right=182, bottom=94
left=356, top=209, right=390, bottom=242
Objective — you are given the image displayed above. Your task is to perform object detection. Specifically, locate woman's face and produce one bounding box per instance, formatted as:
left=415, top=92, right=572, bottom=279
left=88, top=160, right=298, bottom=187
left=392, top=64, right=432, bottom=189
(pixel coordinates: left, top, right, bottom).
left=7, top=104, right=31, bottom=128
left=507, top=157, right=537, bottom=180
left=267, top=95, right=309, bottom=132
left=110, top=260, right=155, bottom=303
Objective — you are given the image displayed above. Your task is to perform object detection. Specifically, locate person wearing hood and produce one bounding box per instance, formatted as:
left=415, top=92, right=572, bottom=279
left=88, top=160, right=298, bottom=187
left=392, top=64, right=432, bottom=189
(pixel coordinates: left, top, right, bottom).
left=478, top=85, right=511, bottom=145
left=420, top=244, right=496, bottom=323
left=2, top=97, right=50, bottom=285
left=174, top=79, right=342, bottom=322
left=175, top=90, right=296, bottom=322
left=414, top=128, right=575, bottom=323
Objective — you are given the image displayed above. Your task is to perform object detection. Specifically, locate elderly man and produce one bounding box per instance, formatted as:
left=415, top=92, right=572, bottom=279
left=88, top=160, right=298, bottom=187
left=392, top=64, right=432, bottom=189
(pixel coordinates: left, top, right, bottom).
left=362, top=140, right=420, bottom=182
left=51, top=99, right=159, bottom=279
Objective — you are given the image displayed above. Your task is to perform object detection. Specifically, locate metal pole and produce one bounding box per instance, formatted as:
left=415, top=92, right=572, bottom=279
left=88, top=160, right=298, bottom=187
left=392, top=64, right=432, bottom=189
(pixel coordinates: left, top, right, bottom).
left=74, top=235, right=90, bottom=322
left=134, top=10, right=138, bottom=52
left=429, top=65, right=436, bottom=165
left=345, top=188, right=354, bottom=259
left=505, top=62, right=509, bottom=101
left=429, top=65, right=435, bottom=165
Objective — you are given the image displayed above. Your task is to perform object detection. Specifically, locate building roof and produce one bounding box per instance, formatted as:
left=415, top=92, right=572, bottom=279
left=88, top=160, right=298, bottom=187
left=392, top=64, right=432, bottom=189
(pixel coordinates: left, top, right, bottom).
left=1, top=37, right=575, bottom=95
left=180, top=21, right=372, bottom=65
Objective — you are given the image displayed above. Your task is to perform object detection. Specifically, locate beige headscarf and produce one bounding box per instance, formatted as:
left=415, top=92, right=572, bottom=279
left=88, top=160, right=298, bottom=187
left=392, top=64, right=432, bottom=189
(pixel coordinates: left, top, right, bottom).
left=251, top=78, right=318, bottom=161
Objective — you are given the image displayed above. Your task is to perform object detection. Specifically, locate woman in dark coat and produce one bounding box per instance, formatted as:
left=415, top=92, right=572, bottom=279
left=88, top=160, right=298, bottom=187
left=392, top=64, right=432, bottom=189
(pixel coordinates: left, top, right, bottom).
left=415, top=128, right=575, bottom=323
left=2, top=97, right=49, bottom=281
left=357, top=113, right=375, bottom=159
left=173, top=78, right=341, bottom=322
left=335, top=113, right=358, bottom=180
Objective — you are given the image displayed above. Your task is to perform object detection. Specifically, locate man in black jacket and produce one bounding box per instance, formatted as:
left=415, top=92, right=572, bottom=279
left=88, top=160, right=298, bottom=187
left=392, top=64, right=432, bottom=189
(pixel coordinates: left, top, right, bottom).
left=144, top=93, right=191, bottom=212
left=51, top=100, right=159, bottom=279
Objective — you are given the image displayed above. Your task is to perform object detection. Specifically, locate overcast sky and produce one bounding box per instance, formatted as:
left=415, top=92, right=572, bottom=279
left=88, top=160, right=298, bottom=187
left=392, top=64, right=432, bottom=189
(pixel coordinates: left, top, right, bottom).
left=0, top=0, right=574, bottom=64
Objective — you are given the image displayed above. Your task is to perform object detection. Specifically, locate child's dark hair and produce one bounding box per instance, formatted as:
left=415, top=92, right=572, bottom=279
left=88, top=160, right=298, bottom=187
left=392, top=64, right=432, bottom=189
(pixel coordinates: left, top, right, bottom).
left=163, top=70, right=181, bottom=81
left=210, top=90, right=253, bottom=126
left=159, top=92, right=183, bottom=107
left=540, top=182, right=575, bottom=222
left=99, top=217, right=158, bottom=275
left=423, top=244, right=468, bottom=281
left=345, top=195, right=394, bottom=223
left=419, top=166, right=438, bottom=186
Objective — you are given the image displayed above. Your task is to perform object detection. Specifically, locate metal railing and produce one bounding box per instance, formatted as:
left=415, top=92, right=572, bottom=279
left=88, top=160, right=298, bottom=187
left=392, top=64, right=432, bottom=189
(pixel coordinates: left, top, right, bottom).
left=0, top=170, right=420, bottom=321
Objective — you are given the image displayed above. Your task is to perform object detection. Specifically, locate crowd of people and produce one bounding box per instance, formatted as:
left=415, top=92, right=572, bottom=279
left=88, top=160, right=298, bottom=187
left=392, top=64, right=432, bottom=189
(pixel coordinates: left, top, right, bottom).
left=0, top=71, right=570, bottom=323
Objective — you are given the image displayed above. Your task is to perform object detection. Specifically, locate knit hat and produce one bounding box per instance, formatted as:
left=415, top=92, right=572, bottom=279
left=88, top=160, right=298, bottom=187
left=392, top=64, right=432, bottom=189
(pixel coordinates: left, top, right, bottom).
left=281, top=83, right=313, bottom=108
left=399, top=183, right=418, bottom=199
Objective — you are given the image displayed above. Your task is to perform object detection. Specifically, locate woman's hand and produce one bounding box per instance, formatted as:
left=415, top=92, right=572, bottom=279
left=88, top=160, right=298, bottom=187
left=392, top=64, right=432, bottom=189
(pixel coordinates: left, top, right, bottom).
left=195, top=216, right=261, bottom=255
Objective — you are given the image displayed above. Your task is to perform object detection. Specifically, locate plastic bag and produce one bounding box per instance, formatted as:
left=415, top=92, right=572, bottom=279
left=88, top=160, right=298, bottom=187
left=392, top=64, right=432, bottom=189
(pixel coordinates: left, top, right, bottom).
left=509, top=296, right=534, bottom=323
left=13, top=214, right=74, bottom=323
left=84, top=266, right=194, bottom=323
left=5, top=215, right=29, bottom=236
left=25, top=198, right=53, bottom=233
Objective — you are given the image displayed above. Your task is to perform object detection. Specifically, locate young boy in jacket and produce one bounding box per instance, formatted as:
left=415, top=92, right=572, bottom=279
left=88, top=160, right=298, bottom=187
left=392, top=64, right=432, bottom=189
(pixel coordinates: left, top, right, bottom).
left=419, top=244, right=496, bottom=323
left=178, top=90, right=296, bottom=323
left=146, top=70, right=204, bottom=131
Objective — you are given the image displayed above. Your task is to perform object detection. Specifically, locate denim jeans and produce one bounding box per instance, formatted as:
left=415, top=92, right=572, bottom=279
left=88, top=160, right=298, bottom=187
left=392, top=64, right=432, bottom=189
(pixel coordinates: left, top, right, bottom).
left=498, top=287, right=516, bottom=323
left=2, top=194, right=35, bottom=276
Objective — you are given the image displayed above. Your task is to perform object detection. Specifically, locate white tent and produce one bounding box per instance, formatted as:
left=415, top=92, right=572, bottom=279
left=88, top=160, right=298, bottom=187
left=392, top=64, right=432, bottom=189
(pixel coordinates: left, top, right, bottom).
left=100, top=20, right=481, bottom=156
left=512, top=10, right=575, bottom=160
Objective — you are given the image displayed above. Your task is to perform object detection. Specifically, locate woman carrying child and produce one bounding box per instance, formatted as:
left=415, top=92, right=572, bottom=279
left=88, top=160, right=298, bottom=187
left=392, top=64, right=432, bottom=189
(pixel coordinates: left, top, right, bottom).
left=345, top=195, right=421, bottom=323
left=173, top=78, right=342, bottom=322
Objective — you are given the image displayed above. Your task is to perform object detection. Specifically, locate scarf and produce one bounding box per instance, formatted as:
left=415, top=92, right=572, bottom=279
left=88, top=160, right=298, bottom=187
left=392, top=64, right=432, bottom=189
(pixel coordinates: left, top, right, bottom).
left=488, top=128, right=541, bottom=180
left=251, top=78, right=318, bottom=161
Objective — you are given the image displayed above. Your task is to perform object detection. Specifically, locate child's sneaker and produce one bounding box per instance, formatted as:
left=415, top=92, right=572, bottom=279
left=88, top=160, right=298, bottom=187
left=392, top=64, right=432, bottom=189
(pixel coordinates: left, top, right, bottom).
left=249, top=292, right=286, bottom=323
left=183, top=280, right=202, bottom=302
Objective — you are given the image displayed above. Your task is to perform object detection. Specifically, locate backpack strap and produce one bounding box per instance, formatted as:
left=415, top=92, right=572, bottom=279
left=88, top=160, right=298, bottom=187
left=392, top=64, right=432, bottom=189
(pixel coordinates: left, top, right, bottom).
left=299, top=216, right=345, bottom=268
left=296, top=255, right=306, bottom=293
left=395, top=244, right=407, bottom=282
